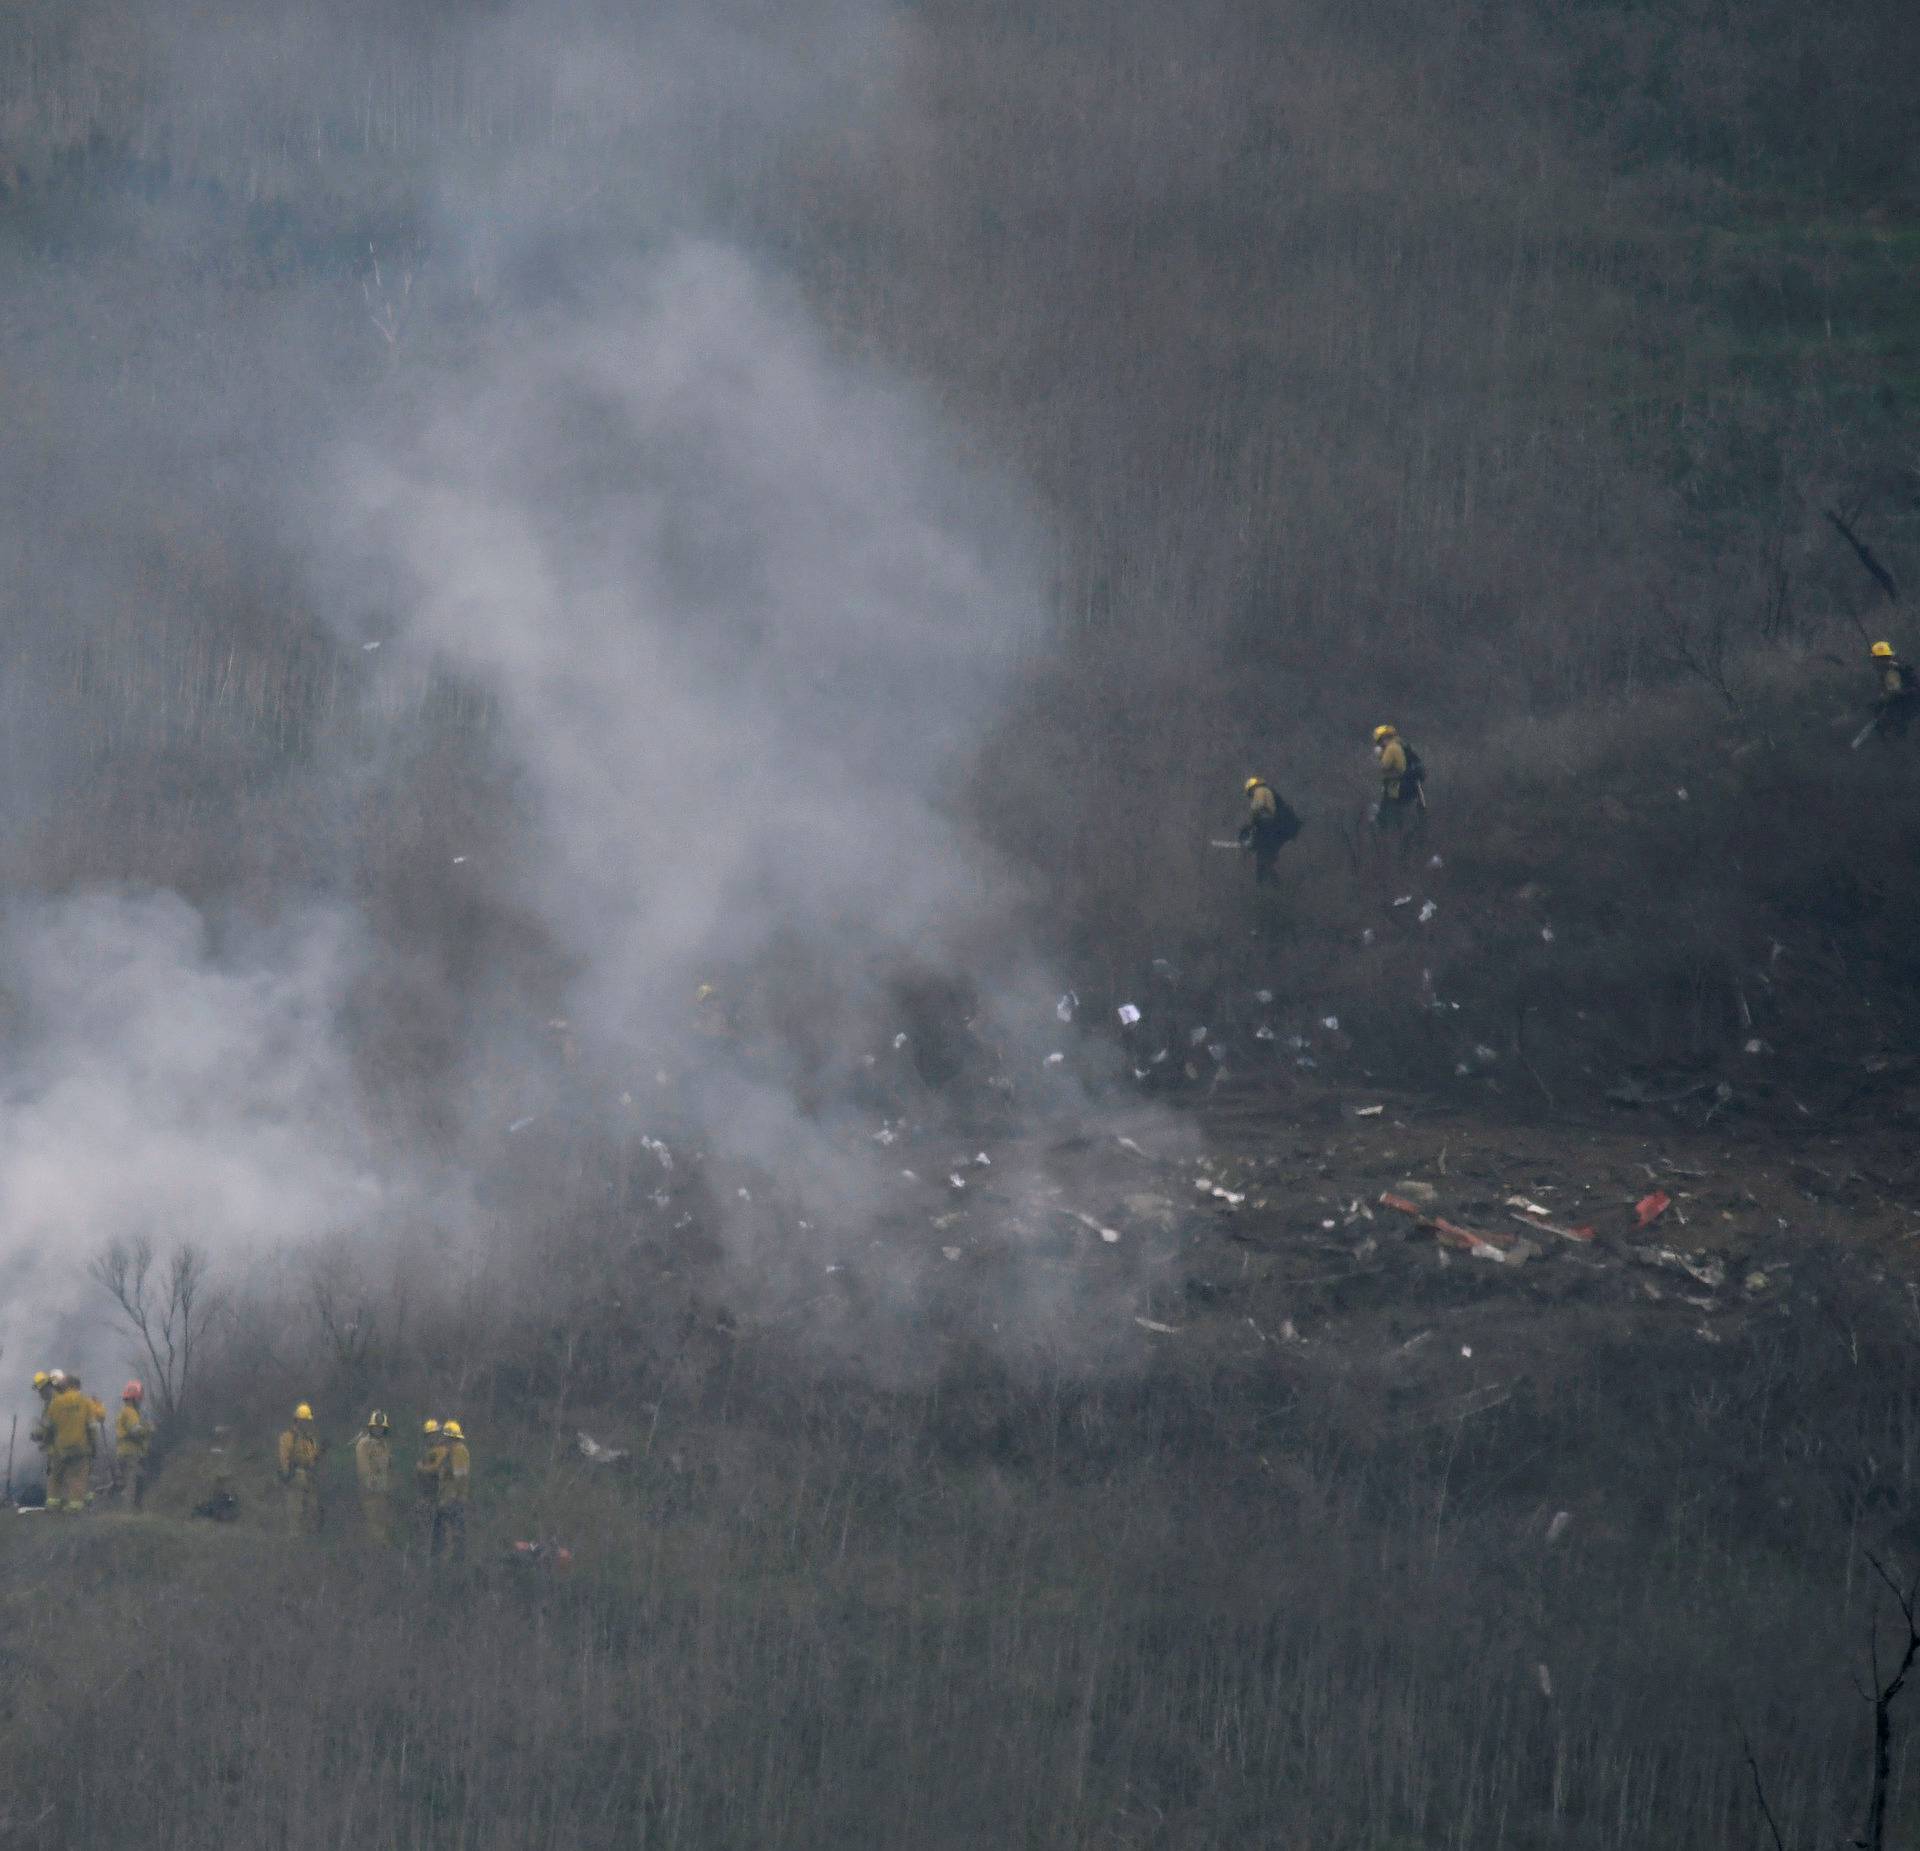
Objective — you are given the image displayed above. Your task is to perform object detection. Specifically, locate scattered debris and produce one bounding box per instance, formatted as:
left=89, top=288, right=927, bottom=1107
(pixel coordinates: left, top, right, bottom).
left=1506, top=1197, right=1595, bottom=1243
left=1134, top=1317, right=1182, bottom=1335
left=1393, top=894, right=1414, bottom=908
left=1056, top=1206, right=1123, bottom=1243
left=1321, top=1016, right=1340, bottom=1032
left=1255, top=989, right=1274, bottom=1004
left=508, top=1115, right=539, bottom=1134
left=1634, top=1190, right=1672, bottom=1229
left=1418, top=900, right=1438, bottom=924
left=1355, top=1105, right=1386, bottom=1118
left=1380, top=1192, right=1532, bottom=1264
left=947, top=1173, right=967, bottom=1191
left=1638, top=1247, right=1725, bottom=1290
left=1056, top=992, right=1078, bottom=1023
left=1393, top=1181, right=1439, bottom=1207
left=1535, top=1664, right=1554, bottom=1700
left=1118, top=1004, right=1142, bottom=1026
left=942, top=1246, right=961, bottom=1262
left=1546, top=1510, right=1573, bottom=1545
left=872, top=1125, right=898, bottom=1146
left=1045, top=1052, right=1066, bottom=1066
left=577, top=1432, right=629, bottom=1467
left=1195, top=1179, right=1246, bottom=1208
left=1541, top=925, right=1556, bottom=944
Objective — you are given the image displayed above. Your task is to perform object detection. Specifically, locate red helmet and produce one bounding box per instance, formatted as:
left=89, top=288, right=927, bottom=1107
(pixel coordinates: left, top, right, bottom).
left=123, top=1380, right=144, bottom=1404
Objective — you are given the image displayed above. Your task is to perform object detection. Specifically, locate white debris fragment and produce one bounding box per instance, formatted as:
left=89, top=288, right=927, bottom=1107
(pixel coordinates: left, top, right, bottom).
left=973, top=1152, right=992, bottom=1167
left=1116, top=1136, right=1150, bottom=1158
left=577, top=1432, right=629, bottom=1467
left=1541, top=925, right=1556, bottom=944
left=1461, top=1345, right=1473, bottom=1358
left=508, top=1115, right=538, bottom=1134
left=1057, top=1207, right=1123, bottom=1243
left=1429, top=854, right=1444, bottom=869
left=1545, top=1510, right=1573, bottom=1545
left=1321, top=1016, right=1340, bottom=1032
left=1189, top=1025, right=1209, bottom=1046
left=1361, top=928, right=1375, bottom=946
left=1535, top=1664, right=1554, bottom=1700
left=1118, top=1004, right=1142, bottom=1026
left=1744, top=1038, right=1765, bottom=1055
left=1676, top=787, right=1689, bottom=801
left=1355, top=1105, right=1385, bottom=1118
left=1134, top=1317, right=1182, bottom=1335
left=736, top=1187, right=752, bottom=1203
left=362, top=639, right=381, bottom=651
left=893, top=1032, right=909, bottom=1050
left=1194, top=1179, right=1246, bottom=1207
left=1474, top=1045, right=1499, bottom=1064
left=451, top=855, right=468, bottom=865
left=1255, top=989, right=1274, bottom=1004
left=1393, top=894, right=1414, bottom=907
left=873, top=1125, right=898, bottom=1146
left=900, top=1170, right=918, bottom=1182
left=947, top=1173, right=967, bottom=1191
left=641, top=1136, right=674, bottom=1171
left=1255, top=1024, right=1277, bottom=1041
left=1045, top=1051, right=1066, bottom=1066
left=1056, top=991, right=1078, bottom=1022
left=942, top=1247, right=961, bottom=1262
left=1208, top=1043, right=1226, bottom=1063
left=1418, top=900, right=1438, bottom=924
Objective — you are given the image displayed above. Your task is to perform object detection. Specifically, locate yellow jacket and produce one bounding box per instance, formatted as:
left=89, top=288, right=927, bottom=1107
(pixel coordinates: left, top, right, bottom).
left=353, top=1433, right=392, bottom=1495
left=115, top=1405, right=152, bottom=1458
left=436, top=1440, right=471, bottom=1507
left=44, top=1388, right=95, bottom=1455
left=278, top=1427, right=320, bottom=1477
left=1378, top=738, right=1408, bottom=802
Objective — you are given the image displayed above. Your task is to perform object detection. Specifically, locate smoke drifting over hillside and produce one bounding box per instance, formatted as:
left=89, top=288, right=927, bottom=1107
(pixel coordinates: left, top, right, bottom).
left=0, top=0, right=1086, bottom=1403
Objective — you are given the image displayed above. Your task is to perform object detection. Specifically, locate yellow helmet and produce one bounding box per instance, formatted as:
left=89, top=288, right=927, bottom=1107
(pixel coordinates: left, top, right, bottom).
left=1872, top=640, right=1896, bottom=659
left=422, top=1418, right=440, bottom=1436
left=1244, top=776, right=1264, bottom=793
left=367, top=1409, right=390, bottom=1432
left=1372, top=724, right=1397, bottom=744
left=294, top=1403, right=313, bottom=1422
left=31, top=1370, right=49, bottom=1391
left=442, top=1419, right=465, bottom=1440
left=694, top=983, right=716, bottom=1004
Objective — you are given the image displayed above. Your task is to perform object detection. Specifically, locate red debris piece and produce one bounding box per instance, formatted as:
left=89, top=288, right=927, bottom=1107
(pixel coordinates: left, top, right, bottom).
left=1634, top=1190, right=1672, bottom=1229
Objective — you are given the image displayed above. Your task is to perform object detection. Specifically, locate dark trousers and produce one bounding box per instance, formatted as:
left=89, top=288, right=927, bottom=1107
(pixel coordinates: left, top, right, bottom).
left=431, top=1503, right=467, bottom=1563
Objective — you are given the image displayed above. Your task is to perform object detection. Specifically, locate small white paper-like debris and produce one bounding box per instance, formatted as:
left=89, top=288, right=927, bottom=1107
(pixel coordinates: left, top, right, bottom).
left=1208, top=1043, right=1226, bottom=1063
left=508, top=1115, right=537, bottom=1134
left=1355, top=1104, right=1385, bottom=1118
left=362, top=639, right=381, bottom=651
left=1185, top=1024, right=1206, bottom=1046
left=1474, top=1045, right=1499, bottom=1063
left=893, top=1032, right=909, bottom=1050
left=947, top=1173, right=967, bottom=1191
left=1429, top=854, right=1445, bottom=869
left=1535, top=1664, right=1554, bottom=1700
left=451, top=855, right=468, bottom=864
left=900, top=1169, right=918, bottom=1182
left=1255, top=989, right=1274, bottom=1004
left=1321, top=1218, right=1336, bottom=1230
left=736, top=1187, right=752, bottom=1203
left=873, top=1126, right=898, bottom=1146
left=1152, top=1048, right=1169, bottom=1064
left=1361, top=928, right=1375, bottom=946
left=1134, top=1317, right=1182, bottom=1335
left=1045, top=1051, right=1066, bottom=1066
left=1418, top=900, right=1438, bottom=924
left=1541, top=925, right=1556, bottom=944
left=1194, top=1179, right=1246, bottom=1207
left=1118, top=1003, right=1142, bottom=1026
left=1676, top=787, right=1689, bottom=801
left=1321, top=1016, right=1340, bottom=1032
left=1393, top=894, right=1414, bottom=907
left=641, top=1136, right=674, bottom=1171
left=1461, top=1345, right=1473, bottom=1358
left=1545, top=1510, right=1573, bottom=1544
left=1056, top=992, right=1077, bottom=1022
left=1255, top=1024, right=1277, bottom=1041
left=973, top=1152, right=992, bottom=1167
left=1506, top=1196, right=1550, bottom=1216
left=1744, top=1038, right=1765, bottom=1055
left=1100, top=1226, right=1121, bottom=1244
left=1116, top=1136, right=1149, bottom=1158
left=942, top=1247, right=961, bottom=1262
left=577, top=1431, right=629, bottom=1467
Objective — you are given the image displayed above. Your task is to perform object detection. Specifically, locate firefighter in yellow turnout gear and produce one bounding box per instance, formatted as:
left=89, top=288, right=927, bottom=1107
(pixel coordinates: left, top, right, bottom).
left=1237, top=778, right=1301, bottom=886
left=113, top=1381, right=153, bottom=1508
left=29, top=1371, right=59, bottom=1494
left=414, top=1420, right=445, bottom=1550
left=43, top=1375, right=98, bottom=1511
left=277, top=1403, right=322, bottom=1535
left=1870, top=641, right=1917, bottom=741
left=1371, top=724, right=1426, bottom=851
left=431, top=1420, right=471, bottom=1564
left=352, top=1410, right=393, bottom=1544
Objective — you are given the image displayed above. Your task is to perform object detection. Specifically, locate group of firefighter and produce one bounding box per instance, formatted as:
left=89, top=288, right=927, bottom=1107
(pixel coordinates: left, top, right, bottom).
left=280, top=1404, right=472, bottom=1559
left=28, top=1370, right=151, bottom=1511
left=1237, top=642, right=1917, bottom=885
left=28, top=1371, right=471, bottom=1559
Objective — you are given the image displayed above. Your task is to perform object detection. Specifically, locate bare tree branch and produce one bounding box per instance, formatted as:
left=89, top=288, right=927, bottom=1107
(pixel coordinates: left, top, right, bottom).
left=1826, top=508, right=1901, bottom=607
